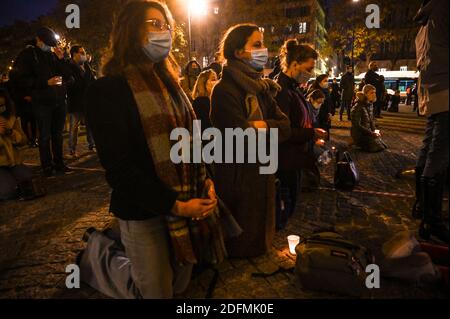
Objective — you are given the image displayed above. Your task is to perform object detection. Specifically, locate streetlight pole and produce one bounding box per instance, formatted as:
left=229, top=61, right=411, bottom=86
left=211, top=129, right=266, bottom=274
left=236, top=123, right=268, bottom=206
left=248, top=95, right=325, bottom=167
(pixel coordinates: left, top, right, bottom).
left=351, top=0, right=360, bottom=70
left=188, top=5, right=192, bottom=62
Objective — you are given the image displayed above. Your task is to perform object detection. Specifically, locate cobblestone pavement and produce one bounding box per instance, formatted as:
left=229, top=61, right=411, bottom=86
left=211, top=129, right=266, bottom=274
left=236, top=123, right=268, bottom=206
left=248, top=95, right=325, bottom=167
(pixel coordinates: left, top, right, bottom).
left=0, top=105, right=448, bottom=299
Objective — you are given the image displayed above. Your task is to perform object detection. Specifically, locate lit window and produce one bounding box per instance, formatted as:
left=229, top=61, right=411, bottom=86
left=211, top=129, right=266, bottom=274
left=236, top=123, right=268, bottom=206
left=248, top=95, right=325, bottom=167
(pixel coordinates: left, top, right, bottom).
left=299, top=22, right=307, bottom=34
left=379, top=68, right=387, bottom=72
left=400, top=66, right=408, bottom=71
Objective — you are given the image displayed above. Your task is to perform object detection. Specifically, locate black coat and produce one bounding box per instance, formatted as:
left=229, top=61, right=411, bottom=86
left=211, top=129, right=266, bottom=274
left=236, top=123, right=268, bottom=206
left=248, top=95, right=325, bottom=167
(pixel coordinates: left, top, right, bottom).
left=340, top=72, right=355, bottom=102
left=192, top=96, right=212, bottom=130
left=85, top=76, right=178, bottom=221
left=275, top=72, right=315, bottom=171
left=66, top=61, right=95, bottom=114
left=9, top=46, right=70, bottom=106
left=364, top=70, right=383, bottom=99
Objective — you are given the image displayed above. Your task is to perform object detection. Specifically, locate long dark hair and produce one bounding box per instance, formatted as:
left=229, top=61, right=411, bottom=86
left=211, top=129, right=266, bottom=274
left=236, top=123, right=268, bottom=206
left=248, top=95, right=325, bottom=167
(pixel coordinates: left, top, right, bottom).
left=219, top=24, right=260, bottom=62
left=101, top=0, right=182, bottom=102
left=0, top=88, right=15, bottom=118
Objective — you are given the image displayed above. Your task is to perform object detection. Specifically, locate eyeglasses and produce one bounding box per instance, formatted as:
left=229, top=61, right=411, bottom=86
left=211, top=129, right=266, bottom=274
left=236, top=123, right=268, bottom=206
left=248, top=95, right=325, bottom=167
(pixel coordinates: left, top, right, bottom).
left=145, top=19, right=172, bottom=31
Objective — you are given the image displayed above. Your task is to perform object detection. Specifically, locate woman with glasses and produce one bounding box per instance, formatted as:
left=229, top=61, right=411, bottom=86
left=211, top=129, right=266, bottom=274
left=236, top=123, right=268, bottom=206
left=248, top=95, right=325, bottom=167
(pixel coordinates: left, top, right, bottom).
left=81, top=1, right=226, bottom=299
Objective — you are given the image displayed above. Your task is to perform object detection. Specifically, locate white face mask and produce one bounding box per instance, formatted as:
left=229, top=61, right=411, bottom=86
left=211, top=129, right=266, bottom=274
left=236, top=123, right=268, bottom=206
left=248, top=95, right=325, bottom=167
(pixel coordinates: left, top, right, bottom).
left=320, top=82, right=329, bottom=89
left=142, top=31, right=172, bottom=63
left=297, top=71, right=313, bottom=84
left=39, top=42, right=52, bottom=52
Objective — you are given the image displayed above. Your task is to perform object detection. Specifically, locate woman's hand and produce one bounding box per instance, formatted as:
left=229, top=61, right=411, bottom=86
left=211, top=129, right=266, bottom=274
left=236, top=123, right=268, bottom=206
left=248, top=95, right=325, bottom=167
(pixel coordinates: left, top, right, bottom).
left=204, top=178, right=217, bottom=201
left=172, top=198, right=217, bottom=220
left=314, top=128, right=327, bottom=139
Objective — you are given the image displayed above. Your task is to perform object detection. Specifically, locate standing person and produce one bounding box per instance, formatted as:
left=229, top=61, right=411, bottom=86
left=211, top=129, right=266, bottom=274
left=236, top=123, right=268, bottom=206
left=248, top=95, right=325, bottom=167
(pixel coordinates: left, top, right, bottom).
left=406, top=86, right=412, bottom=105
left=205, top=53, right=223, bottom=79
left=275, top=39, right=325, bottom=229
left=412, top=0, right=448, bottom=243
left=211, top=24, right=291, bottom=257
left=307, top=74, right=333, bottom=140
left=358, top=78, right=366, bottom=92
left=412, top=81, right=419, bottom=113
left=350, top=85, right=387, bottom=153
left=66, top=45, right=96, bottom=157
left=364, top=61, right=384, bottom=118
left=340, top=65, right=354, bottom=121
left=191, top=69, right=217, bottom=130
left=11, top=27, right=71, bottom=177
left=8, top=40, right=38, bottom=148
left=180, top=60, right=202, bottom=99
left=0, top=88, right=34, bottom=201
left=330, top=77, right=341, bottom=115
left=81, top=1, right=226, bottom=299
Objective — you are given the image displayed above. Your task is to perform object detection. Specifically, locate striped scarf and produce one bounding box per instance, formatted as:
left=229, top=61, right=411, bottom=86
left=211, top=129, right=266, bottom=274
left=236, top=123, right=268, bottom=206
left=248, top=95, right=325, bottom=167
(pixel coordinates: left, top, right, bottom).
left=124, top=63, right=226, bottom=266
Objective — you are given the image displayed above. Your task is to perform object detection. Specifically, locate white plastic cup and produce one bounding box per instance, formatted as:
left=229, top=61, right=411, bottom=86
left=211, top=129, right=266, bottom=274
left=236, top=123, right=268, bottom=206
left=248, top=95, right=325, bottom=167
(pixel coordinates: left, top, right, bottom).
left=287, top=235, right=300, bottom=255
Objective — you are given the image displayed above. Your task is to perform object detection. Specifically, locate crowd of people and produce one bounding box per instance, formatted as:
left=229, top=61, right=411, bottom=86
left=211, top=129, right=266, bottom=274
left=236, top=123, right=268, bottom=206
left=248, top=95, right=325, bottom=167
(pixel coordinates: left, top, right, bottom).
left=0, top=0, right=447, bottom=299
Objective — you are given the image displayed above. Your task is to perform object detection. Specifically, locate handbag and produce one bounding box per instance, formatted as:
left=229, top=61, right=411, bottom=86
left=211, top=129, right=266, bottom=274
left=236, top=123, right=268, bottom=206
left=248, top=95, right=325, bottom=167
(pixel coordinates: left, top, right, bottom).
left=334, top=150, right=359, bottom=190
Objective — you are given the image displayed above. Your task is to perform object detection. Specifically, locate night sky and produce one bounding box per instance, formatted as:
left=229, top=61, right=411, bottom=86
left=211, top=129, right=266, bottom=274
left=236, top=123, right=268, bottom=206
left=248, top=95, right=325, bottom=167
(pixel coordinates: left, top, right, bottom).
left=0, top=0, right=58, bottom=27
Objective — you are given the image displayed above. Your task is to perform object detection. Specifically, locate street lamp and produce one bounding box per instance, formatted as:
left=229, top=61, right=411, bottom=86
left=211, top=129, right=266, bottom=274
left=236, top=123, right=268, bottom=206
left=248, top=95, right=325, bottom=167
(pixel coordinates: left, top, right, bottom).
left=187, top=0, right=208, bottom=62
left=351, top=0, right=360, bottom=70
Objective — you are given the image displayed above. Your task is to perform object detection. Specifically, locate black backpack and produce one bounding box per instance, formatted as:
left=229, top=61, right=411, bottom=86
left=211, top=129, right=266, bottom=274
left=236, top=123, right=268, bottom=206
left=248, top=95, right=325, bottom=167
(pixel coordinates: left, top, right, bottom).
left=334, top=151, right=359, bottom=190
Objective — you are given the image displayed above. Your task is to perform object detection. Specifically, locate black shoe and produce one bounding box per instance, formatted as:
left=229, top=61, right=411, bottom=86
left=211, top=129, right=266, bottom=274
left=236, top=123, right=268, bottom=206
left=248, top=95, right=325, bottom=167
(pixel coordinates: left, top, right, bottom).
left=419, top=175, right=449, bottom=244
left=54, top=165, right=72, bottom=175
left=82, top=227, right=97, bottom=242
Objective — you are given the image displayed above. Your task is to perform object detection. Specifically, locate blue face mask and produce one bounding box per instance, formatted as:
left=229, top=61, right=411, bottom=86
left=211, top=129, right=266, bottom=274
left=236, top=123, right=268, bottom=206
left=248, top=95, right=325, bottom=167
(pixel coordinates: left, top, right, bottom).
left=142, top=31, right=172, bottom=63
left=247, top=48, right=269, bottom=71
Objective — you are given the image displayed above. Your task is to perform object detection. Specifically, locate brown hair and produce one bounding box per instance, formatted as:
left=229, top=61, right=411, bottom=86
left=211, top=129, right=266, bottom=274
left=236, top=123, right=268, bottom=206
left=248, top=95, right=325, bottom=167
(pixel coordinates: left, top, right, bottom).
left=101, top=1, right=182, bottom=102
left=192, top=69, right=217, bottom=100
left=219, top=24, right=261, bottom=61
left=280, top=39, right=318, bottom=71
left=308, top=89, right=325, bottom=101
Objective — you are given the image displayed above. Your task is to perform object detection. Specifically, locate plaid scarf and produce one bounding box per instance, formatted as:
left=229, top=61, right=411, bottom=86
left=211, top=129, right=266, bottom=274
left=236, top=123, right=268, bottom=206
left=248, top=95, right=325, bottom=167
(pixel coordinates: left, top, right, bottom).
left=124, top=63, right=226, bottom=266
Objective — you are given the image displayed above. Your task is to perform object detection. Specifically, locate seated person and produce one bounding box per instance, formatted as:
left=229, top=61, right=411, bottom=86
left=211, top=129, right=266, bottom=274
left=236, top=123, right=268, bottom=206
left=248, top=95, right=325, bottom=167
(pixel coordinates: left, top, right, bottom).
left=351, top=85, right=388, bottom=153
left=0, top=88, right=33, bottom=201
left=388, top=90, right=401, bottom=113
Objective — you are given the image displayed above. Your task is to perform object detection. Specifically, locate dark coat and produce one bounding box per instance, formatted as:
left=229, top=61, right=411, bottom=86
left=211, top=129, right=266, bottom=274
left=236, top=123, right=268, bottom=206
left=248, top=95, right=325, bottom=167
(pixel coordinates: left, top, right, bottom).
left=66, top=61, right=95, bottom=114
left=275, top=72, right=316, bottom=171
left=340, top=71, right=355, bottom=102
left=210, top=69, right=290, bottom=258
left=364, top=70, right=383, bottom=99
left=9, top=46, right=70, bottom=106
left=192, top=96, right=212, bottom=130
left=85, top=76, right=178, bottom=221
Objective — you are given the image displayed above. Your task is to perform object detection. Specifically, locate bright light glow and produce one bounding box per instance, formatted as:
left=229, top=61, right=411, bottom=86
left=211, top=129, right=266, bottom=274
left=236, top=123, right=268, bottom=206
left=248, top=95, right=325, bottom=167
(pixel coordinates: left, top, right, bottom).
left=352, top=0, right=360, bottom=2
left=55, top=34, right=60, bottom=41
left=287, top=235, right=300, bottom=255
left=189, top=0, right=208, bottom=17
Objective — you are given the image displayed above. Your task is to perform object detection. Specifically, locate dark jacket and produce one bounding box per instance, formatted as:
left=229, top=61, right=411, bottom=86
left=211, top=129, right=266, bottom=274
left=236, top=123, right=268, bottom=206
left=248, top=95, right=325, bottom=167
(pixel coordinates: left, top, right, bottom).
left=340, top=71, right=355, bottom=102
left=364, top=70, right=383, bottom=99
left=67, top=61, right=95, bottom=113
left=85, top=76, right=178, bottom=221
left=351, top=97, right=376, bottom=142
left=9, top=46, right=70, bottom=106
left=210, top=69, right=290, bottom=258
left=192, top=96, right=212, bottom=130
left=275, top=72, right=315, bottom=171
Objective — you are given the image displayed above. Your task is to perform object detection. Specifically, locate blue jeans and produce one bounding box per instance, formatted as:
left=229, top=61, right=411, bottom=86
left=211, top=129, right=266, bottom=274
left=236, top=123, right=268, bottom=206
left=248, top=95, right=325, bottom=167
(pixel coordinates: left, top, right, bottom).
left=80, top=216, right=193, bottom=299
left=69, top=112, right=94, bottom=152
left=0, top=165, right=33, bottom=200
left=417, top=111, right=449, bottom=177
left=33, top=102, right=66, bottom=169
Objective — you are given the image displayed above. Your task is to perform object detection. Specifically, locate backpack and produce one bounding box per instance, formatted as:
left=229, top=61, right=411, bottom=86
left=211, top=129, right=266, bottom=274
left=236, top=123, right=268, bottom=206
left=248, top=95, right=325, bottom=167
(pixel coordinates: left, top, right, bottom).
left=295, top=231, right=374, bottom=297
left=334, top=150, right=359, bottom=190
